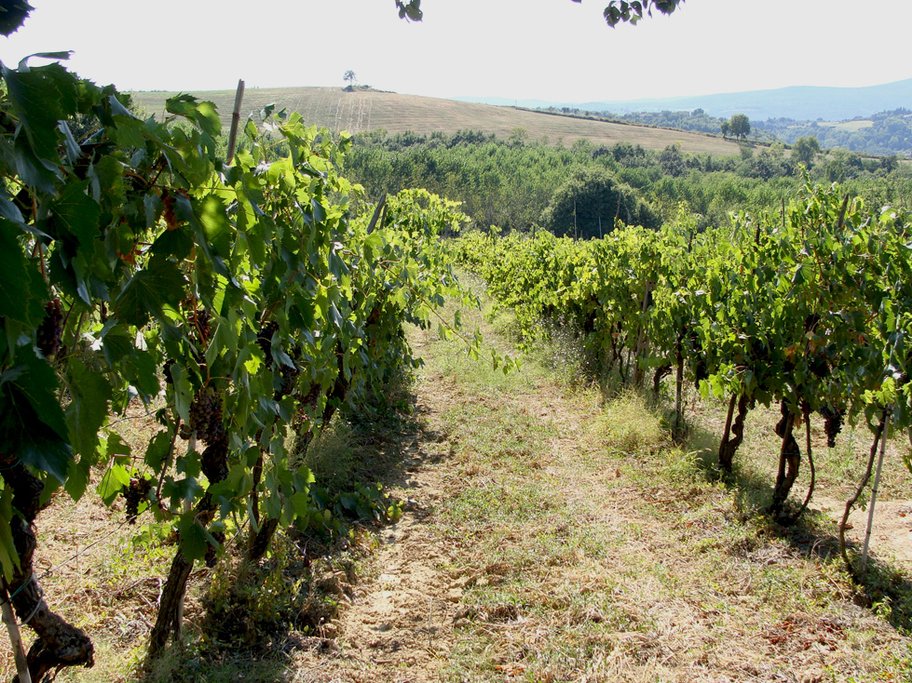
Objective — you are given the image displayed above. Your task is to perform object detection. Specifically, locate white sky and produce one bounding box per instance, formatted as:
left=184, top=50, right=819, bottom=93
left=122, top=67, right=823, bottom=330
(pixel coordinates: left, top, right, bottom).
left=1, top=0, right=910, bottom=102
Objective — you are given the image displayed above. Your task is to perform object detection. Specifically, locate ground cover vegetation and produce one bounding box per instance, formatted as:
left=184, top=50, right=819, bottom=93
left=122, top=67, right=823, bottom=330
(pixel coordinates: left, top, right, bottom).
left=289, top=278, right=912, bottom=682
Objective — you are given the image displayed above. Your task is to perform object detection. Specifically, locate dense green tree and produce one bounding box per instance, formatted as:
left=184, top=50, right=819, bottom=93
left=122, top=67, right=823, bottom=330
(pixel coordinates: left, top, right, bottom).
left=720, top=120, right=731, bottom=138
left=540, top=167, right=660, bottom=238
left=659, top=144, right=686, bottom=176
left=792, top=135, right=820, bottom=168
left=729, top=114, right=751, bottom=140
left=823, top=148, right=865, bottom=182
left=754, top=109, right=912, bottom=158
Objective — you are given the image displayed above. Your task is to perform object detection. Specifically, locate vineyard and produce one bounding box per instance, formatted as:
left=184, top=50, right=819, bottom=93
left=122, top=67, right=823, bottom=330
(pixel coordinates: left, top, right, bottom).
left=456, top=191, right=912, bottom=533
left=3, top=6, right=912, bottom=683
left=0, top=34, right=483, bottom=681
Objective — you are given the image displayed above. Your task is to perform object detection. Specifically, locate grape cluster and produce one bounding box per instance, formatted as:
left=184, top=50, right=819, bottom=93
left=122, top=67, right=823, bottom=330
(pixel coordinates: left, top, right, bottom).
left=201, top=439, right=229, bottom=483
left=37, top=297, right=63, bottom=357
left=189, top=386, right=225, bottom=445
left=257, top=321, right=279, bottom=367
left=162, top=191, right=178, bottom=231
left=124, top=476, right=153, bottom=524
left=277, top=363, right=301, bottom=400
left=188, top=308, right=212, bottom=345
left=821, top=407, right=844, bottom=448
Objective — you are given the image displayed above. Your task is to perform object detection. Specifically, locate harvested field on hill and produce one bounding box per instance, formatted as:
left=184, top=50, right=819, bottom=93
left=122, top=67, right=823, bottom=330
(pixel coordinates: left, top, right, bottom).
left=130, top=87, right=743, bottom=155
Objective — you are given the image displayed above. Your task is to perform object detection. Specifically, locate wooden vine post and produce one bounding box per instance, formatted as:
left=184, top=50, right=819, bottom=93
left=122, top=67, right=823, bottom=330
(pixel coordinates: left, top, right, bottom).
left=1, top=585, right=31, bottom=683
left=226, top=78, right=246, bottom=164
left=861, top=410, right=890, bottom=572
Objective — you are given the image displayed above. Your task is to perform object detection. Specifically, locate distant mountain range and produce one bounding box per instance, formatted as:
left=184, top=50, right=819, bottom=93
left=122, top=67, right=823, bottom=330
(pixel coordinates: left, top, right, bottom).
left=462, top=78, right=912, bottom=122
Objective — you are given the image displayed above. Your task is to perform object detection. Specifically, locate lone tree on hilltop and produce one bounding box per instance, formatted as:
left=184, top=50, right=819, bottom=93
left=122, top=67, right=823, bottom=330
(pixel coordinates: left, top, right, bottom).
left=729, top=113, right=751, bottom=140
left=344, top=70, right=357, bottom=90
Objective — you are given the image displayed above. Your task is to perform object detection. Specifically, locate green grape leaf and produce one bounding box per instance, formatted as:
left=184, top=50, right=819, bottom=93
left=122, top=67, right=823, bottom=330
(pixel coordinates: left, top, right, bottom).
left=119, top=349, right=160, bottom=400
left=51, top=180, right=101, bottom=250
left=96, top=463, right=131, bottom=505
left=114, top=258, right=186, bottom=326
left=178, top=514, right=208, bottom=561
left=290, top=491, right=312, bottom=519
left=65, top=358, right=111, bottom=458
left=0, top=218, right=40, bottom=323
left=57, top=120, right=80, bottom=164
left=0, top=1, right=33, bottom=37
left=19, top=428, right=71, bottom=483
left=144, top=430, right=172, bottom=470
left=2, top=63, right=64, bottom=160
left=194, top=100, right=221, bottom=138
left=64, top=454, right=90, bottom=500
left=12, top=132, right=58, bottom=192
left=99, top=324, right=133, bottom=365
left=199, top=196, right=231, bottom=257
left=151, top=226, right=193, bottom=260
left=0, top=348, right=68, bottom=439
left=105, top=431, right=132, bottom=463
left=165, top=94, right=221, bottom=136
left=111, top=113, right=146, bottom=149
left=108, top=94, right=136, bottom=119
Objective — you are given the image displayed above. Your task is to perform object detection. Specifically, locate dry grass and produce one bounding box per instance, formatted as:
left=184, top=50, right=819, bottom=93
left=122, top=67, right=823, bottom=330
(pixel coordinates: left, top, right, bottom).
left=817, top=120, right=875, bottom=132
left=5, top=283, right=912, bottom=682
left=129, top=87, right=743, bottom=156
left=290, top=289, right=912, bottom=681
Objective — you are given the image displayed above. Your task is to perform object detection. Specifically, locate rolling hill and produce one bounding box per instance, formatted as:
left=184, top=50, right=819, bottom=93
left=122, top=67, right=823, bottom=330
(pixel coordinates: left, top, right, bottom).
left=467, top=77, right=912, bottom=122
left=129, top=87, right=742, bottom=156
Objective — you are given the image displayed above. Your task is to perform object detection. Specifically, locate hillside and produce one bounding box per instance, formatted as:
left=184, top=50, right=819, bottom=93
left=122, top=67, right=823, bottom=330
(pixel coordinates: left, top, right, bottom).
left=469, top=77, right=912, bottom=122
left=129, top=87, right=742, bottom=156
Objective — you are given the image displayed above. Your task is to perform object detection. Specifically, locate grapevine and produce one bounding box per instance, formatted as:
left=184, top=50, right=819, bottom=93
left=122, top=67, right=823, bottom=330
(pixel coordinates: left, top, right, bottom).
left=0, top=25, right=476, bottom=675
left=457, top=181, right=912, bottom=525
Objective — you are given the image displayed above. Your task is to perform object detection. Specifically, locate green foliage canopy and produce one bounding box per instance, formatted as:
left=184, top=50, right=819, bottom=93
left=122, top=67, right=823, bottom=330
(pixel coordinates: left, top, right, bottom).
left=792, top=135, right=820, bottom=167
left=729, top=113, right=751, bottom=140
left=540, top=167, right=660, bottom=237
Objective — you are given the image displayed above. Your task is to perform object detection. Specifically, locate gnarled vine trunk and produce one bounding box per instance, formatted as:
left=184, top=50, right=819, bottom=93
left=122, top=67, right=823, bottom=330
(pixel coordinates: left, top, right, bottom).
left=148, top=431, right=229, bottom=659
left=718, top=394, right=749, bottom=473
left=1, top=460, right=94, bottom=682
left=651, top=365, right=671, bottom=400
left=770, top=401, right=801, bottom=519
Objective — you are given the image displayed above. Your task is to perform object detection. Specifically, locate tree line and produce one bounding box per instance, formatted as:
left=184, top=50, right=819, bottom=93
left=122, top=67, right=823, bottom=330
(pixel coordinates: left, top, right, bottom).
left=346, top=128, right=912, bottom=236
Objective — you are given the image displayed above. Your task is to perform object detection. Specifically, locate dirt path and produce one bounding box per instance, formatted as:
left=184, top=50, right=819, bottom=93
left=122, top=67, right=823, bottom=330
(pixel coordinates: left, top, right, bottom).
left=814, top=497, right=912, bottom=566
left=289, top=321, right=912, bottom=682
left=290, top=340, right=470, bottom=682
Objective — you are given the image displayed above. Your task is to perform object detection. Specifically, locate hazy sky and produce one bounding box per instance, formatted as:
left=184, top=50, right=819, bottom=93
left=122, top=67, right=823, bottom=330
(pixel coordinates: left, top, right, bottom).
left=1, top=0, right=910, bottom=102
